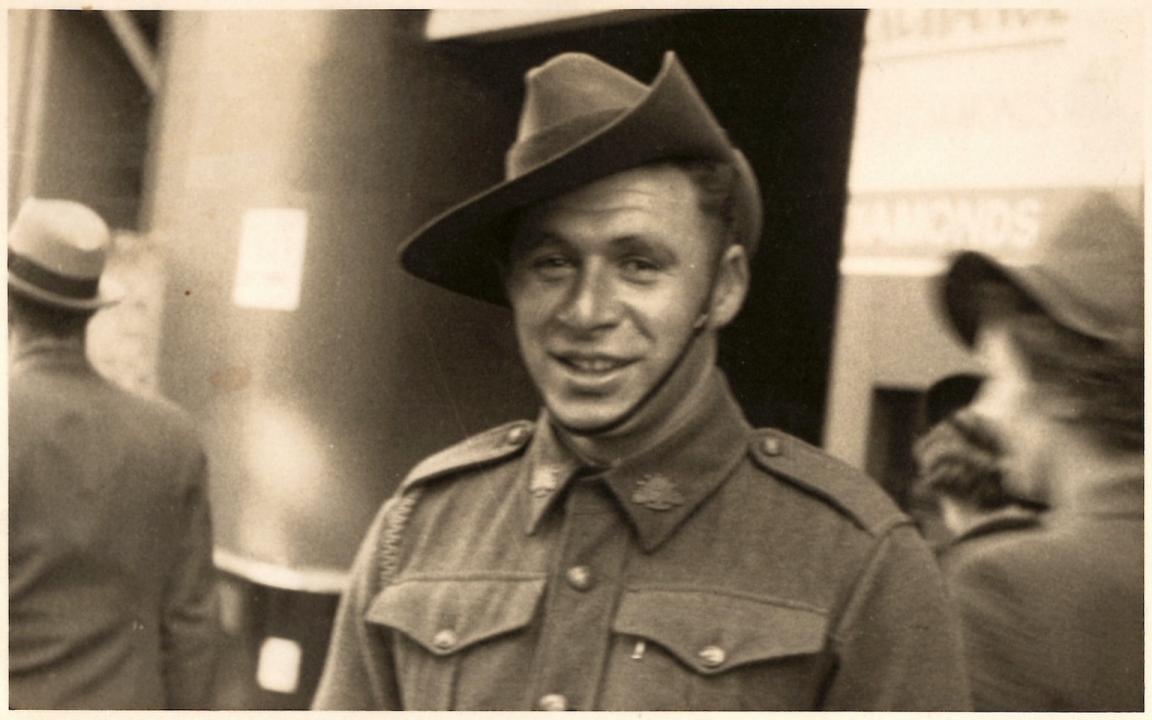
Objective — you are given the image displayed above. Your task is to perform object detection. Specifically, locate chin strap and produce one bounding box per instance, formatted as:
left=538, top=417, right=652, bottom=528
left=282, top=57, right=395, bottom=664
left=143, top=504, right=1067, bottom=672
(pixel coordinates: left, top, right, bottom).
left=559, top=270, right=719, bottom=439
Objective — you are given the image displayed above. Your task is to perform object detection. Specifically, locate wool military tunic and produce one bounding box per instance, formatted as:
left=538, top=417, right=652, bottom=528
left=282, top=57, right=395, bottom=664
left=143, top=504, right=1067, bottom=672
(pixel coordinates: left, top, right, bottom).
left=314, top=374, right=969, bottom=710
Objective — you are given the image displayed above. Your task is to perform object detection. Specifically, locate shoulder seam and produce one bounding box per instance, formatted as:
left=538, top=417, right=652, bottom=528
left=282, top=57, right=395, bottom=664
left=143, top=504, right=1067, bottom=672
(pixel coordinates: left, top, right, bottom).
left=400, top=419, right=534, bottom=491
left=749, top=428, right=907, bottom=537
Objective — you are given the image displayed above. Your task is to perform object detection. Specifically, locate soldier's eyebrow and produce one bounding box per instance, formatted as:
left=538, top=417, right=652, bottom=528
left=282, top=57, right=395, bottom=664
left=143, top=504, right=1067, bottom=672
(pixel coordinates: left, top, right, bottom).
left=508, top=230, right=567, bottom=263
left=610, top=234, right=677, bottom=266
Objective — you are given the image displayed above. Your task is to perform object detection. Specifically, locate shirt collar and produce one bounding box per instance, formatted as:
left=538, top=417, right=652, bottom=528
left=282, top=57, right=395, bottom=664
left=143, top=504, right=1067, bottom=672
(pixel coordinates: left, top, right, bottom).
left=522, top=371, right=752, bottom=552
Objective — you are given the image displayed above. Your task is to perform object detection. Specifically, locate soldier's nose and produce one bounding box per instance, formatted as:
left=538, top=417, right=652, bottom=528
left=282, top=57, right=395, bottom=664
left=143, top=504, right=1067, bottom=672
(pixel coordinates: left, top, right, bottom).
left=557, top=270, right=619, bottom=331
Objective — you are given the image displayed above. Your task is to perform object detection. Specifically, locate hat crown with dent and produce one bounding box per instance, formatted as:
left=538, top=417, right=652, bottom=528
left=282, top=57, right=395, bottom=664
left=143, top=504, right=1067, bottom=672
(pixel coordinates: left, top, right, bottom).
left=10, top=197, right=111, bottom=279
left=8, top=197, right=120, bottom=310
left=399, top=51, right=763, bottom=305
left=1033, top=193, right=1143, bottom=336
left=507, top=53, right=648, bottom=178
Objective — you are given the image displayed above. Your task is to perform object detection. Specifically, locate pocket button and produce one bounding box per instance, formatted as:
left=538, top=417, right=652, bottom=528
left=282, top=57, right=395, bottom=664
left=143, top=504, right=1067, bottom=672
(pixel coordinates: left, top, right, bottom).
left=565, top=565, right=593, bottom=591
left=432, top=628, right=458, bottom=650
left=697, top=645, right=727, bottom=668
left=536, top=693, right=568, bottom=711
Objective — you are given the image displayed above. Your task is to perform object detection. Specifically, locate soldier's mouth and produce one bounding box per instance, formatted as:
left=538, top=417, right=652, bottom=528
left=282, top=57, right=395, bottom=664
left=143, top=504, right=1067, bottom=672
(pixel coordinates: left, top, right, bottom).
left=553, top=354, right=635, bottom=374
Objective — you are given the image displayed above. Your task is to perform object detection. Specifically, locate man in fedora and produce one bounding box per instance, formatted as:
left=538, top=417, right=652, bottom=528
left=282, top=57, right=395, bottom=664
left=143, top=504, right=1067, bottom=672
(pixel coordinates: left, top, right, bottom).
left=937, top=192, right=1143, bottom=711
left=8, top=198, right=220, bottom=708
left=315, top=52, right=968, bottom=710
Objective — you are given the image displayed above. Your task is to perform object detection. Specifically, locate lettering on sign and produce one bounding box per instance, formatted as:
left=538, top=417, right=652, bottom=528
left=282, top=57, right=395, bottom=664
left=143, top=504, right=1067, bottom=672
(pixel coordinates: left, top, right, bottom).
left=866, top=9, right=1069, bottom=59
left=844, top=193, right=1041, bottom=258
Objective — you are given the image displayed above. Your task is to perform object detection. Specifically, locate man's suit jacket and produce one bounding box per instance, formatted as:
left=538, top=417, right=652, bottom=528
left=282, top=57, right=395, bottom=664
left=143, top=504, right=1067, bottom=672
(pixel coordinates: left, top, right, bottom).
left=9, top=338, right=220, bottom=709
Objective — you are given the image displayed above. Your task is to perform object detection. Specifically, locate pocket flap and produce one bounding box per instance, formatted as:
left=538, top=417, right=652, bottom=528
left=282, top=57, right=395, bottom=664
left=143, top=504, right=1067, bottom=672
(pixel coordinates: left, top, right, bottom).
left=613, top=588, right=828, bottom=675
left=366, top=575, right=546, bottom=655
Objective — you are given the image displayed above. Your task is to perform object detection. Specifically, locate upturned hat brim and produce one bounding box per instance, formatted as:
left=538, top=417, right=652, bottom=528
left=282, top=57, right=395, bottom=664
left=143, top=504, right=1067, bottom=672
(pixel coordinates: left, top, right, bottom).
left=399, top=53, right=761, bottom=306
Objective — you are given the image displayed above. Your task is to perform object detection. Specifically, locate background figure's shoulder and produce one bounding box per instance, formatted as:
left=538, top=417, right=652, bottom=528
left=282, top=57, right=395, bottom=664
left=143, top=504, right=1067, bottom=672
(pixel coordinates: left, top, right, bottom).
left=942, top=522, right=1050, bottom=584
left=748, top=428, right=907, bottom=536
left=400, top=419, right=535, bottom=491
left=118, top=385, right=205, bottom=450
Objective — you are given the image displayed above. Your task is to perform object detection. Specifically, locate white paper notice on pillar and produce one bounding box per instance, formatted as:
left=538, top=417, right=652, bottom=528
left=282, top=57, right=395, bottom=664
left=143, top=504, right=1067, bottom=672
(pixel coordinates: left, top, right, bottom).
left=232, top=208, right=308, bottom=311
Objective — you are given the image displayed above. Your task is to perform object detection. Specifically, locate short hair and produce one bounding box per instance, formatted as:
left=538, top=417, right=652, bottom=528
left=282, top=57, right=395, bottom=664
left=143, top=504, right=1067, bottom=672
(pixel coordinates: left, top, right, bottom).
left=8, top=289, right=94, bottom=339
left=664, top=159, right=742, bottom=254
left=502, top=159, right=743, bottom=268
left=914, top=409, right=1012, bottom=510
left=978, top=278, right=1143, bottom=452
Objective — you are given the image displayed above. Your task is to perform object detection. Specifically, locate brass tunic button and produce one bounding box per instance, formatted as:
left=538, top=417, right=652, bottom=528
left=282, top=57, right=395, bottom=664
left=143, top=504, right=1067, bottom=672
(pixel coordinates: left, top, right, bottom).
left=506, top=424, right=531, bottom=446
left=698, top=645, right=727, bottom=668
left=760, top=436, right=782, bottom=456
left=565, top=565, right=593, bottom=591
left=536, top=693, right=568, bottom=711
left=432, top=628, right=458, bottom=650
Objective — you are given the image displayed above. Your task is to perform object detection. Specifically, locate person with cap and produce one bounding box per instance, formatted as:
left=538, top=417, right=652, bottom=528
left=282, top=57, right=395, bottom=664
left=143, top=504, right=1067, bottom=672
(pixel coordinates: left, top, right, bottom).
left=8, top=198, right=221, bottom=708
left=938, top=192, right=1143, bottom=711
left=313, top=52, right=968, bottom=711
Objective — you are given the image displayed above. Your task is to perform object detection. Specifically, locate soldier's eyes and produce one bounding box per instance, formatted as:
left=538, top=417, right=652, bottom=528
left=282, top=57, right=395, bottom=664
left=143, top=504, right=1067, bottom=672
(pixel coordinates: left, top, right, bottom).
left=620, top=256, right=662, bottom=280
left=531, top=254, right=576, bottom=278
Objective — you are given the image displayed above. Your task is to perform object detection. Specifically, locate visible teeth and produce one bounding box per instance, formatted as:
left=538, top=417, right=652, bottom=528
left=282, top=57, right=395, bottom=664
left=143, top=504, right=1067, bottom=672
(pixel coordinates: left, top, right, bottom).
left=568, top=358, right=621, bottom=372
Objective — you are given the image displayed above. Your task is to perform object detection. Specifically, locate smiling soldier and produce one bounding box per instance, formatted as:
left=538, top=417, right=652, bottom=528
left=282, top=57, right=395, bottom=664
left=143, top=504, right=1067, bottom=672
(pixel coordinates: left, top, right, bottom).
left=314, top=52, right=969, bottom=711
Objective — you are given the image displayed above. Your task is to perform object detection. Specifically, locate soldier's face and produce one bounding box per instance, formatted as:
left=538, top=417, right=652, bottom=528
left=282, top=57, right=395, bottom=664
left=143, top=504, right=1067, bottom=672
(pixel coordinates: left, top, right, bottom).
left=505, top=165, right=738, bottom=434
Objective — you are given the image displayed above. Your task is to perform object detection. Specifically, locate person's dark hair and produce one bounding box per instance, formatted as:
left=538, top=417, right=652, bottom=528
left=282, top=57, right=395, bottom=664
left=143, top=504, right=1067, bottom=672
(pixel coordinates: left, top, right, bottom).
left=665, top=159, right=741, bottom=254
left=1005, top=311, right=1143, bottom=452
left=500, top=158, right=742, bottom=273
left=977, top=278, right=1143, bottom=452
left=8, top=289, right=94, bottom=338
left=914, top=408, right=1012, bottom=510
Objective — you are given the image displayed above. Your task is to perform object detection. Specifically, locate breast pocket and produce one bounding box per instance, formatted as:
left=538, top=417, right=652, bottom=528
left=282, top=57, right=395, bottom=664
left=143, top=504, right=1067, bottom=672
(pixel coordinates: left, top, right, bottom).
left=365, top=574, right=545, bottom=710
left=603, top=587, right=831, bottom=710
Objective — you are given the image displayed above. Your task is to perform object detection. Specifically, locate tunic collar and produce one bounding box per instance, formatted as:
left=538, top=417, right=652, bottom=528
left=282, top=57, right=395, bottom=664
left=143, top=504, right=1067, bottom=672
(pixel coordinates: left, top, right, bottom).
left=522, top=371, right=752, bottom=552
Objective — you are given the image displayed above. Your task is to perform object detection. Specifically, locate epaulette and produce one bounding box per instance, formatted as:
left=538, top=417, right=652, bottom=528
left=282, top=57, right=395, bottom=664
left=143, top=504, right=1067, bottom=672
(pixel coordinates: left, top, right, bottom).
left=399, top=419, right=535, bottom=492
left=749, top=428, right=908, bottom=536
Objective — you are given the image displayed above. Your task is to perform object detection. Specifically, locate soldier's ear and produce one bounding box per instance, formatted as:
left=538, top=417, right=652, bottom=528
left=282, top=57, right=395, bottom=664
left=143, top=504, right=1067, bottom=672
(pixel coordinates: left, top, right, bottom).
left=706, top=243, right=750, bottom=329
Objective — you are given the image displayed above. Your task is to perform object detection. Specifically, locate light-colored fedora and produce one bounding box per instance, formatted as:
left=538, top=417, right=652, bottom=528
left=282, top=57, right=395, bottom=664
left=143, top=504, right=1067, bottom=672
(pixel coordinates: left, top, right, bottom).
left=400, top=51, right=763, bottom=305
left=941, top=192, right=1143, bottom=355
left=8, top=197, right=121, bottom=311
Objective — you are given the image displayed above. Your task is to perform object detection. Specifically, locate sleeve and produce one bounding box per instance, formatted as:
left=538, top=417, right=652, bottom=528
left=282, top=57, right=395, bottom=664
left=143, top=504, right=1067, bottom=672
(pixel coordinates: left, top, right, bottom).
left=311, top=497, right=404, bottom=710
left=821, top=523, right=972, bottom=711
left=161, top=450, right=223, bottom=709
left=946, top=552, right=1053, bottom=710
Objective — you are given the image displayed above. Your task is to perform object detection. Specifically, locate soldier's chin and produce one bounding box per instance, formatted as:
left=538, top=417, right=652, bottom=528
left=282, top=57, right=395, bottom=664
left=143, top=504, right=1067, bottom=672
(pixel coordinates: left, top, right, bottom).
left=548, top=401, right=634, bottom=437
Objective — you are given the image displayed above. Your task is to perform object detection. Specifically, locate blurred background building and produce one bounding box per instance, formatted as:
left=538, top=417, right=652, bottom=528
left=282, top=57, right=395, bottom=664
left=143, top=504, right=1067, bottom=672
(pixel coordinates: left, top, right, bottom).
left=7, top=7, right=1143, bottom=709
